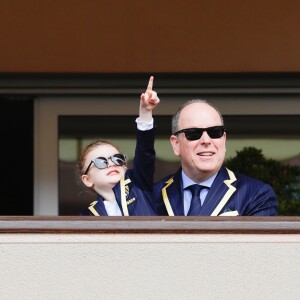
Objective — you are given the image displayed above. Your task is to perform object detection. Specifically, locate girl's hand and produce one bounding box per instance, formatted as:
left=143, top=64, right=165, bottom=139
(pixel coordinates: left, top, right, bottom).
left=140, top=76, right=160, bottom=111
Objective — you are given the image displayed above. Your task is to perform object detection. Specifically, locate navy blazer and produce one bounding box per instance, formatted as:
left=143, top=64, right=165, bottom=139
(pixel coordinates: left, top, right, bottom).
left=153, top=166, right=278, bottom=216
left=81, top=128, right=157, bottom=216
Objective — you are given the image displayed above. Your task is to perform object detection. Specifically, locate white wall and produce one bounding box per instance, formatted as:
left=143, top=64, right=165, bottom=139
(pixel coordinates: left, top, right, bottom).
left=1, top=233, right=300, bottom=299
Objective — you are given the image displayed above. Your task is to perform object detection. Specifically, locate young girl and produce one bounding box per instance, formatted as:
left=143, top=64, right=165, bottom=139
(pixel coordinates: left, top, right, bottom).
left=79, top=76, right=159, bottom=216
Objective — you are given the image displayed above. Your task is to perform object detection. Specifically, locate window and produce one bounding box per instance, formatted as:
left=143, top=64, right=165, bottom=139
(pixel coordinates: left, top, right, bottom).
left=34, top=75, right=300, bottom=216
left=58, top=114, right=300, bottom=215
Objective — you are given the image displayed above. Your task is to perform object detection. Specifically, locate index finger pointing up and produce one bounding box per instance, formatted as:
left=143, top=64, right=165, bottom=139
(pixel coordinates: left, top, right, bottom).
left=146, top=76, right=154, bottom=92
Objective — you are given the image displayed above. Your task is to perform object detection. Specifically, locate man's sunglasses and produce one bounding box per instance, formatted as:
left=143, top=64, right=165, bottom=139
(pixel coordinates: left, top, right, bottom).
left=174, top=126, right=226, bottom=141
left=84, top=153, right=127, bottom=175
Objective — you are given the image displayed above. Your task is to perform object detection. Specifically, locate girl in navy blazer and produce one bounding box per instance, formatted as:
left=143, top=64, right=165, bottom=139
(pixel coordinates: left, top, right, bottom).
left=80, top=76, right=159, bottom=216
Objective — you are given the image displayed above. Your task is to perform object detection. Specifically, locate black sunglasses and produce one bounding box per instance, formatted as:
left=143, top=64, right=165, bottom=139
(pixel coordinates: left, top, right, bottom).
left=84, top=153, right=127, bottom=175
left=174, top=126, right=225, bottom=141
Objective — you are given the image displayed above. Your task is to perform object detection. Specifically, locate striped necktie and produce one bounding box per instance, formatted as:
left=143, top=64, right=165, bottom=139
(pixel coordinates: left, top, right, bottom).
left=187, top=184, right=203, bottom=216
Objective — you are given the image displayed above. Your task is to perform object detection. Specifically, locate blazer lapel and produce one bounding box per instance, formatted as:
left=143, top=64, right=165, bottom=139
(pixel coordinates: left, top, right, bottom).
left=200, top=167, right=237, bottom=216
left=88, top=196, right=108, bottom=216
left=120, top=177, right=131, bottom=216
left=113, top=176, right=131, bottom=216
left=162, top=170, right=184, bottom=216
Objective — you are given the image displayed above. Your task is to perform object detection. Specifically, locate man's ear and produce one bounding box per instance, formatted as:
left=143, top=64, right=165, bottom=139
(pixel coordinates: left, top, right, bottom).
left=81, top=175, right=93, bottom=188
left=170, top=135, right=180, bottom=156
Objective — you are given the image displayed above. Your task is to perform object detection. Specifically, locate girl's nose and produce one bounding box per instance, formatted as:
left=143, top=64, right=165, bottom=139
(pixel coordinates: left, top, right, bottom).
left=107, top=157, right=114, bottom=167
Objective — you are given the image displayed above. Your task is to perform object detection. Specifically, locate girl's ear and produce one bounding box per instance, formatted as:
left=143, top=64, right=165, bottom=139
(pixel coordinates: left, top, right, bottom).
left=81, top=175, right=93, bottom=188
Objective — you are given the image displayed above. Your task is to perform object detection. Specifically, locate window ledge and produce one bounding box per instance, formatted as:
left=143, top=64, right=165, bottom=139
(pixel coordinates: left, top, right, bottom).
left=0, top=216, right=300, bottom=234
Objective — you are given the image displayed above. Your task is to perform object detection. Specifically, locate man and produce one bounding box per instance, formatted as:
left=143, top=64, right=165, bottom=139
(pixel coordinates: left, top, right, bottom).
left=153, top=100, right=278, bottom=216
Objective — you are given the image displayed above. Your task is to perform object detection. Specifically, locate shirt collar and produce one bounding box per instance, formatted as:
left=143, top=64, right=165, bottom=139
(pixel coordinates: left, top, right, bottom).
left=181, top=169, right=218, bottom=189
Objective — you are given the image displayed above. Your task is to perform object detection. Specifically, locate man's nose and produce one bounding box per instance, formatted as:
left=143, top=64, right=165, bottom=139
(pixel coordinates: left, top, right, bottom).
left=199, top=131, right=211, bottom=143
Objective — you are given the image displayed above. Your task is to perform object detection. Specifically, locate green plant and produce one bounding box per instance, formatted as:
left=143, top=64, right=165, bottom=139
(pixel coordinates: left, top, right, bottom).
left=224, top=147, right=300, bottom=215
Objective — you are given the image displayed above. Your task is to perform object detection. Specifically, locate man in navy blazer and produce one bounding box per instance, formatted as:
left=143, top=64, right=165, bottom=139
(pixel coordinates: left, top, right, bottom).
left=153, top=100, right=278, bottom=216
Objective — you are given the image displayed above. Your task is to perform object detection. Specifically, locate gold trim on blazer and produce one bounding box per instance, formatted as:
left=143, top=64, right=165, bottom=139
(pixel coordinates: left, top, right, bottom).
left=88, top=201, right=100, bottom=216
left=126, top=197, right=136, bottom=205
left=162, top=178, right=175, bottom=216
left=120, top=177, right=131, bottom=216
left=210, top=168, right=237, bottom=216
left=219, top=210, right=239, bottom=216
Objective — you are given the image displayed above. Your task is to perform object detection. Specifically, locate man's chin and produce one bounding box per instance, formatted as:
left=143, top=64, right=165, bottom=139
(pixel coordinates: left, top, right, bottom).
left=195, top=165, right=219, bottom=177
left=195, top=163, right=215, bottom=172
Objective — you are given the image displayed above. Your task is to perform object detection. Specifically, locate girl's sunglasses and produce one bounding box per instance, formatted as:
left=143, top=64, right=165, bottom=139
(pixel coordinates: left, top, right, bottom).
left=174, top=126, right=225, bottom=141
left=84, top=153, right=127, bottom=175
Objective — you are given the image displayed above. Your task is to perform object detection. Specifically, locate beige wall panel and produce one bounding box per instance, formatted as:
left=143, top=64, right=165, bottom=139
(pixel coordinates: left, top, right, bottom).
left=1, top=234, right=300, bottom=299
